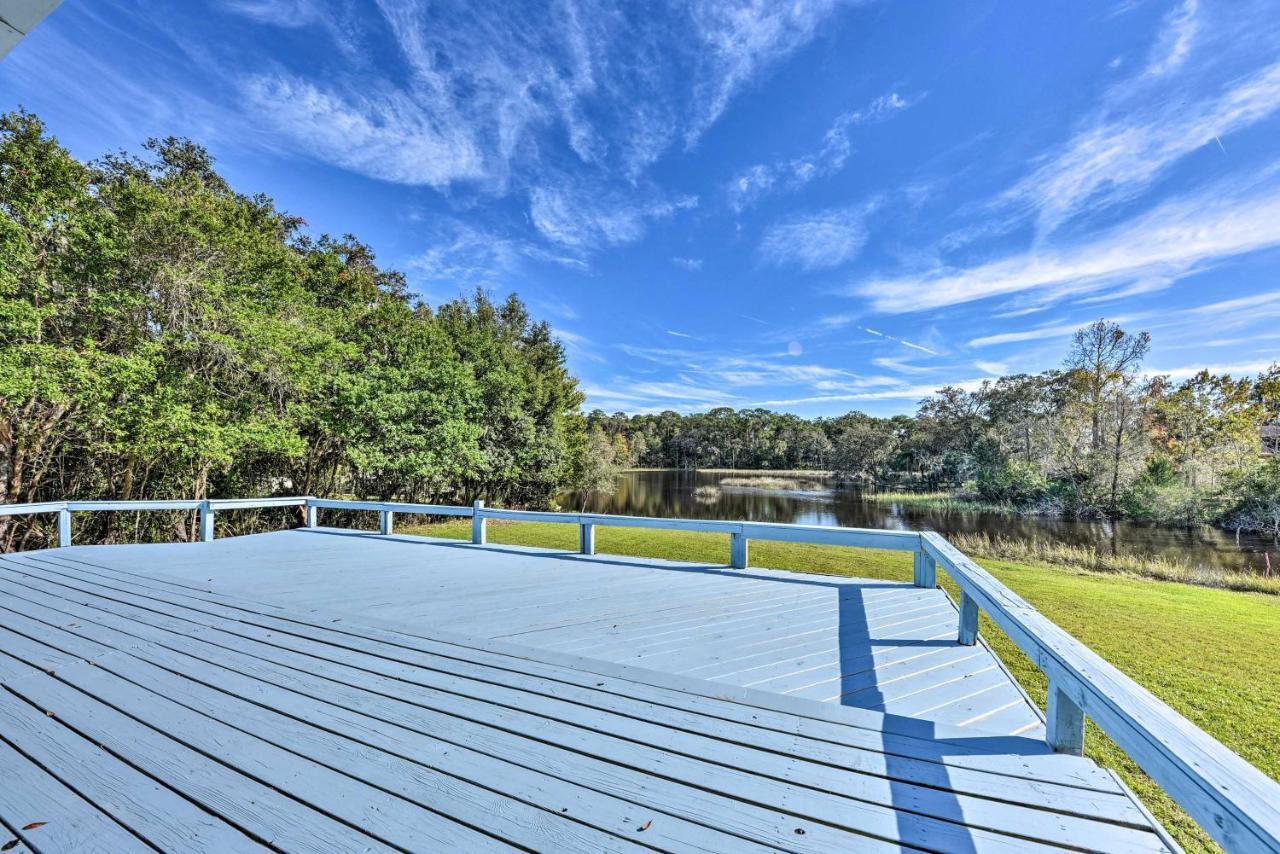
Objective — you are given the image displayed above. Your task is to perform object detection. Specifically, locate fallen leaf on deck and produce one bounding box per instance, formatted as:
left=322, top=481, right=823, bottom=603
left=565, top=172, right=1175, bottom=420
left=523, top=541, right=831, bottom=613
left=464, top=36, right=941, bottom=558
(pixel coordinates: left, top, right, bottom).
left=22, top=822, right=47, bottom=831
left=637, top=820, right=652, bottom=832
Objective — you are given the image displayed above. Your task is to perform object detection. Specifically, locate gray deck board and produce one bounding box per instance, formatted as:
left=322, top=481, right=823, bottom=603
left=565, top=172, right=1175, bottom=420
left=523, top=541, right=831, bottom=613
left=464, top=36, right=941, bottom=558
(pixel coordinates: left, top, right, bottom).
left=0, top=589, right=750, bottom=853
left=17, top=527, right=1045, bottom=736
left=0, top=534, right=1177, bottom=852
left=0, top=734, right=152, bottom=854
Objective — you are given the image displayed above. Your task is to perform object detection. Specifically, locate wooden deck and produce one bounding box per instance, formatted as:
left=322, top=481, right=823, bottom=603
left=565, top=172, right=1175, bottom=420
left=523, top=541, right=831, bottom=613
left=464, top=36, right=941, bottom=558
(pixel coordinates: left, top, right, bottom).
left=0, top=531, right=1179, bottom=852
left=20, top=528, right=1046, bottom=737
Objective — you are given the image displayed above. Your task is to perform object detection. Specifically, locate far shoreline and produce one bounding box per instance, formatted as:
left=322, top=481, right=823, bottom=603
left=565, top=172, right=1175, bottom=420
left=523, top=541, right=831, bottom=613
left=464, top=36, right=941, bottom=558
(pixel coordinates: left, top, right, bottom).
left=622, top=467, right=834, bottom=477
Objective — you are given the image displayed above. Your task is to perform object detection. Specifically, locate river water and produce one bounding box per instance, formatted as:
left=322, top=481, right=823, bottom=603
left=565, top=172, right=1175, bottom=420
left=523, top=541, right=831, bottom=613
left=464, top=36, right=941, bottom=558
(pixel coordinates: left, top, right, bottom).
left=558, top=469, right=1277, bottom=574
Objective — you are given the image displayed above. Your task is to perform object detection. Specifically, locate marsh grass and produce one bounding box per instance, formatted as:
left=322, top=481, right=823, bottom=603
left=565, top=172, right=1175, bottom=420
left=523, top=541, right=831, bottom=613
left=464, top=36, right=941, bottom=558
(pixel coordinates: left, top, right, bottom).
left=868, top=490, right=1018, bottom=514
left=720, top=476, right=827, bottom=491
left=950, top=532, right=1280, bottom=595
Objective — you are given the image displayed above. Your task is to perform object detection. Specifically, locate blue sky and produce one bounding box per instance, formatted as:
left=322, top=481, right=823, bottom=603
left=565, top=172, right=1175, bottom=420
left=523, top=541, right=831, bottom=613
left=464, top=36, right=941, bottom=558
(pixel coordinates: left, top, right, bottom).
left=5, top=0, right=1280, bottom=417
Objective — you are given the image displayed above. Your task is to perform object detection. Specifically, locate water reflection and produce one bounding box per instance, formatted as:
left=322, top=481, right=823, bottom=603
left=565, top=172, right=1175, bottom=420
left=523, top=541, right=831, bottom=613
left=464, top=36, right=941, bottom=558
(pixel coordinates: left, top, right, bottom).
left=558, top=470, right=1275, bottom=574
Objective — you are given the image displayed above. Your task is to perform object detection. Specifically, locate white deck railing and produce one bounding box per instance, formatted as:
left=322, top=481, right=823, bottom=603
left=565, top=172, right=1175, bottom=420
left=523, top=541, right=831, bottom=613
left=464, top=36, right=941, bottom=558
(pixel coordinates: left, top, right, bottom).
left=3, top=495, right=1279, bottom=852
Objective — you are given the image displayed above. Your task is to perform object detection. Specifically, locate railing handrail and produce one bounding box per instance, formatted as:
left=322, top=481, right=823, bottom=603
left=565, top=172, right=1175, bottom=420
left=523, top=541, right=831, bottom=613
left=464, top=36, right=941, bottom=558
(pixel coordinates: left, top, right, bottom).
left=307, top=497, right=473, bottom=516
left=2, top=495, right=1278, bottom=849
left=921, top=530, right=1280, bottom=854
left=0, top=500, right=68, bottom=516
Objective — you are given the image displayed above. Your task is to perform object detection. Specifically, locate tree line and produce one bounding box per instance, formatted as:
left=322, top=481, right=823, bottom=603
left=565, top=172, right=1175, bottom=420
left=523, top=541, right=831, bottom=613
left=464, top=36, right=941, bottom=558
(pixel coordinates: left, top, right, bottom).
left=4, top=109, right=1277, bottom=547
left=586, top=322, right=1280, bottom=534
left=0, top=112, right=586, bottom=548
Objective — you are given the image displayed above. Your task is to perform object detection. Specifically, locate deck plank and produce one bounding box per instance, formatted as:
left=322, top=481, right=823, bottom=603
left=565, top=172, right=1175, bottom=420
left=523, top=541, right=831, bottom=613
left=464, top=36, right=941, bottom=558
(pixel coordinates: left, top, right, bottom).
left=0, top=598, right=728, bottom=852
left=0, top=736, right=152, bottom=854
left=0, top=685, right=264, bottom=852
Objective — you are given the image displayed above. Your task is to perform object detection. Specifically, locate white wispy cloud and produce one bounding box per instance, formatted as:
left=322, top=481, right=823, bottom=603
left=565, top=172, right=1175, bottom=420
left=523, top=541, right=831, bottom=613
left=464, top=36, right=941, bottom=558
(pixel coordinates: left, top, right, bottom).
left=752, top=378, right=988, bottom=407
left=627, top=381, right=738, bottom=404
left=530, top=185, right=697, bottom=249
left=973, top=360, right=1009, bottom=375
left=1146, top=360, right=1280, bottom=382
left=243, top=74, right=488, bottom=188
left=1140, top=0, right=1198, bottom=80
left=685, top=0, right=858, bottom=145
left=221, top=0, right=363, bottom=55
left=727, top=90, right=921, bottom=211
left=1000, top=57, right=1280, bottom=235
left=873, top=356, right=932, bottom=374
left=551, top=327, right=608, bottom=364
left=671, top=256, right=704, bottom=271
left=406, top=219, right=586, bottom=292
left=967, top=320, right=1106, bottom=348
left=233, top=0, right=855, bottom=199
left=759, top=203, right=875, bottom=270
left=859, top=174, right=1280, bottom=314
left=966, top=289, right=1280, bottom=350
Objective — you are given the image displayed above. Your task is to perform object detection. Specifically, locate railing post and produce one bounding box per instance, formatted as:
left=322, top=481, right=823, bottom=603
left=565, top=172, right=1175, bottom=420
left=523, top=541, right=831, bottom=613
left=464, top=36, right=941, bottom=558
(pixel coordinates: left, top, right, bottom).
left=913, top=549, right=936, bottom=587
left=579, top=521, right=595, bottom=555
left=730, top=531, right=748, bottom=568
left=957, top=590, right=979, bottom=645
left=1046, top=682, right=1085, bottom=755
left=379, top=510, right=394, bottom=536
left=305, top=502, right=317, bottom=528
left=471, top=500, right=486, bottom=545
left=199, top=501, right=215, bottom=543
left=57, top=507, right=72, bottom=547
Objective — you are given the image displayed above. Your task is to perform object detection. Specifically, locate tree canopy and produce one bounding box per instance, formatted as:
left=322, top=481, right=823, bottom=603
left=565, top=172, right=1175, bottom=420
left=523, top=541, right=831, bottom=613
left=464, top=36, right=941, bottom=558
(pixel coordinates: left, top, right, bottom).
left=0, top=111, right=585, bottom=547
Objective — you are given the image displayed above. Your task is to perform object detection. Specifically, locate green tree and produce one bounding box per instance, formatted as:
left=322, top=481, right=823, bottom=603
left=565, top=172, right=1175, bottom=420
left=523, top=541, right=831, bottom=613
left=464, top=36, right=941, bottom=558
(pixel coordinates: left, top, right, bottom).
left=571, top=427, right=620, bottom=510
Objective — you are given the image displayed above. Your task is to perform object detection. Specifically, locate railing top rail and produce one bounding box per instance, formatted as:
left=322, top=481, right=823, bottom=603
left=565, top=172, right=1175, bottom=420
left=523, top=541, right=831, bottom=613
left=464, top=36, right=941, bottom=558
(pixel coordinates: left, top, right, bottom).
left=307, top=498, right=474, bottom=517
left=67, top=500, right=205, bottom=511
left=481, top=507, right=920, bottom=547
left=0, top=497, right=924, bottom=547
left=921, top=531, right=1280, bottom=853
left=207, top=497, right=308, bottom=510
left=0, top=501, right=68, bottom=516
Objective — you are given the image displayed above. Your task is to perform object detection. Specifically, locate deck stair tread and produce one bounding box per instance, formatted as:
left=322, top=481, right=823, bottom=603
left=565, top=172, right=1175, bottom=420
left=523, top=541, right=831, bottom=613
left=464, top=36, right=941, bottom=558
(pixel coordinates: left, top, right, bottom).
left=0, top=544, right=1175, bottom=853
left=12, top=527, right=1047, bottom=738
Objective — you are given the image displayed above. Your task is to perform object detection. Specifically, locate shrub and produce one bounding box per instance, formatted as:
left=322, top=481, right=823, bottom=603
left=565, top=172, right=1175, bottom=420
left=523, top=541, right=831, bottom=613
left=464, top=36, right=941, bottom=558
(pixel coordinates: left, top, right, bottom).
left=1122, top=457, right=1212, bottom=526
left=976, top=459, right=1048, bottom=506
left=1223, top=460, right=1280, bottom=536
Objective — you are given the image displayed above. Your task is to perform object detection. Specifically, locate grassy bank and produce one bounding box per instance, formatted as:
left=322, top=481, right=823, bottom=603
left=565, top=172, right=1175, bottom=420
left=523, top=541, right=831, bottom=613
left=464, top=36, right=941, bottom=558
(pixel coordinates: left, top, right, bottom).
left=952, top=532, right=1280, bottom=595
left=871, top=495, right=1280, bottom=595
left=405, top=518, right=1280, bottom=852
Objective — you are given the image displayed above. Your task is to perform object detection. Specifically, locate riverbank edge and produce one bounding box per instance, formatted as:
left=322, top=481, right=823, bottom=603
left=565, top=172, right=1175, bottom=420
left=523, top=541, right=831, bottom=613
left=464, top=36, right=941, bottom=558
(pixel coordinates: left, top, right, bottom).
left=622, top=470, right=1279, bottom=547
left=623, top=467, right=834, bottom=476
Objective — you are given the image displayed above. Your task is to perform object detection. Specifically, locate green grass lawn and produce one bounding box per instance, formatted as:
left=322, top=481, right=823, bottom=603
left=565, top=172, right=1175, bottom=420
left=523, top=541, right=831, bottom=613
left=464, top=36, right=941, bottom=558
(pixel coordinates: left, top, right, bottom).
left=406, top=518, right=1279, bottom=852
